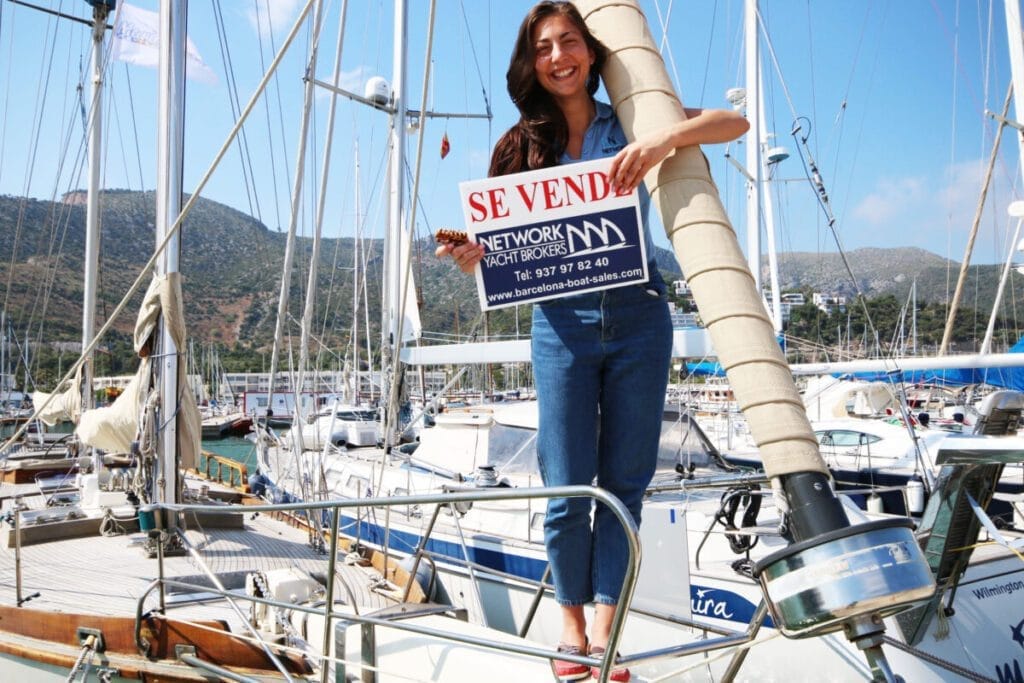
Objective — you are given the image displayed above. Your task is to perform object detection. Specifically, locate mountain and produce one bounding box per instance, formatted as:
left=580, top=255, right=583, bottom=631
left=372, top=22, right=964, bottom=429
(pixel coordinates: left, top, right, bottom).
left=0, top=191, right=1017, bottom=353
left=773, top=248, right=1007, bottom=306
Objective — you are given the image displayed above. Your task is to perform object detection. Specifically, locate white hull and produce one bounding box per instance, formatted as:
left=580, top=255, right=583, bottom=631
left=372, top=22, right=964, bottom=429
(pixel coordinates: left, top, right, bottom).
left=258, top=415, right=1024, bottom=681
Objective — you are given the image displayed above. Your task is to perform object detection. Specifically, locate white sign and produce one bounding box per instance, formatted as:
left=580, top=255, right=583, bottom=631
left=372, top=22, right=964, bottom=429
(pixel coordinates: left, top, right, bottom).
left=458, top=158, right=648, bottom=311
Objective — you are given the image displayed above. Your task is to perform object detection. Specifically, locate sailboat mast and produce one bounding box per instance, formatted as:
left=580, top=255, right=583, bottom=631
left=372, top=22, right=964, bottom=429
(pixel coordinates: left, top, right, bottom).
left=266, top=1, right=324, bottom=429
left=744, top=0, right=763, bottom=296
left=154, top=0, right=186, bottom=505
left=981, top=1, right=1024, bottom=355
left=295, top=0, right=333, bottom=440
left=82, top=1, right=109, bottom=416
left=351, top=146, right=361, bottom=403
left=381, top=0, right=409, bottom=449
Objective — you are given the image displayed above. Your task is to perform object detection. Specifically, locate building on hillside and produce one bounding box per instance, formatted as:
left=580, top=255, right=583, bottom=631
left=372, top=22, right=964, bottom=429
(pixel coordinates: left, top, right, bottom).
left=775, top=292, right=806, bottom=325
left=813, top=292, right=847, bottom=315
left=668, top=302, right=700, bottom=329
left=672, top=279, right=691, bottom=297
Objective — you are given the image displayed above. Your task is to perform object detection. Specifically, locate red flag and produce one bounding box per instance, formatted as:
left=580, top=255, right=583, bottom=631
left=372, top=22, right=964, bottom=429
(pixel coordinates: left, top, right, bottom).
left=440, top=132, right=451, bottom=159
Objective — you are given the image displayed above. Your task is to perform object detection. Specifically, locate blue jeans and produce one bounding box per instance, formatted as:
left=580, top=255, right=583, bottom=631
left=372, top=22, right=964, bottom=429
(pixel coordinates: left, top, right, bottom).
left=531, top=271, right=672, bottom=606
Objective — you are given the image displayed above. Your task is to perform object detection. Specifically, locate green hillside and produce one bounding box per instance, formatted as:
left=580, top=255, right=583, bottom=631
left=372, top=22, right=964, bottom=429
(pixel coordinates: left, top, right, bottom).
left=0, top=190, right=1019, bottom=381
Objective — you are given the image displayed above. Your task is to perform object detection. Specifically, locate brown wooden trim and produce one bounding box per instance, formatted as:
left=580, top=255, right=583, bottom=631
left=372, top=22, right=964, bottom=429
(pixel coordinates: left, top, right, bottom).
left=0, top=605, right=312, bottom=674
left=0, top=465, right=75, bottom=484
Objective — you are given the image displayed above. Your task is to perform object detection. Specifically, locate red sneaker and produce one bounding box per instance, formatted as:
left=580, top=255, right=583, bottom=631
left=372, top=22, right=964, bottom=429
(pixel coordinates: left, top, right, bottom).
left=553, top=642, right=590, bottom=681
left=589, top=645, right=630, bottom=682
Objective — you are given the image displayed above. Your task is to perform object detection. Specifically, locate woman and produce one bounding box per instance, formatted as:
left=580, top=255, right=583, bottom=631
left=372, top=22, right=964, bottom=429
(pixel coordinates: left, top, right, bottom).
left=437, top=2, right=748, bottom=680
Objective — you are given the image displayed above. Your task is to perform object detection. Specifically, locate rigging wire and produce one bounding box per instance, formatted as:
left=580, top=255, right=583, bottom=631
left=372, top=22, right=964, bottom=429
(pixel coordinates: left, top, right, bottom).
left=23, top=9, right=101, bottom=383
left=755, top=5, right=904, bottom=362
left=3, top=0, right=66, bottom=322
left=3, top=0, right=322, bottom=451
left=253, top=0, right=287, bottom=232
left=457, top=0, right=493, bottom=121
left=788, top=115, right=879, bottom=351
left=211, top=0, right=261, bottom=223
left=0, top=0, right=13, bottom=191
left=652, top=0, right=683, bottom=96
left=696, top=0, right=720, bottom=106
left=318, top=2, right=390, bottom=392
left=121, top=65, right=146, bottom=190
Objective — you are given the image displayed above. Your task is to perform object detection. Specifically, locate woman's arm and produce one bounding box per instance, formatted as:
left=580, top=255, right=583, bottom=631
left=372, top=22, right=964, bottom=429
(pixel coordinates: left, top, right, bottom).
left=609, top=107, right=749, bottom=192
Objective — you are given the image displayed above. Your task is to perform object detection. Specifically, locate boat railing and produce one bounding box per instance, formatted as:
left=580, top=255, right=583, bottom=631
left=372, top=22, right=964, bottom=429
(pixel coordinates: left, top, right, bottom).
left=196, top=451, right=249, bottom=491
left=129, top=485, right=768, bottom=682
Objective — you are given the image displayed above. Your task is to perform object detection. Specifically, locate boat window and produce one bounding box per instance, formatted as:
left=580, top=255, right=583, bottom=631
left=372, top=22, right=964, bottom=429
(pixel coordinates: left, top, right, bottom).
left=819, top=430, right=881, bottom=447
left=486, top=423, right=539, bottom=474
left=335, top=409, right=378, bottom=421
left=530, top=512, right=546, bottom=531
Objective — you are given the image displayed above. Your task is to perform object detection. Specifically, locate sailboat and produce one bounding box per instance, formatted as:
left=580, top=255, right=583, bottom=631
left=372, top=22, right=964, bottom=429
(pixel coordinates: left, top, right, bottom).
left=254, top=0, right=1024, bottom=680
left=0, top=1, right=575, bottom=680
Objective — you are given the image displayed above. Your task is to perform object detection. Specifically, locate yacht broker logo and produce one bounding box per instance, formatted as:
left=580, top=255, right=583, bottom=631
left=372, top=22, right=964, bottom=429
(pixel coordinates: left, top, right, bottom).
left=459, top=158, right=648, bottom=311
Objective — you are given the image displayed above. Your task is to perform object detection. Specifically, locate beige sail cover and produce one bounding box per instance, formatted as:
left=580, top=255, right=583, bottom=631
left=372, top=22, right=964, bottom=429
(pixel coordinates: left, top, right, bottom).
left=76, top=359, right=149, bottom=454
left=32, top=366, right=83, bottom=427
left=576, top=0, right=825, bottom=478
left=77, top=274, right=199, bottom=468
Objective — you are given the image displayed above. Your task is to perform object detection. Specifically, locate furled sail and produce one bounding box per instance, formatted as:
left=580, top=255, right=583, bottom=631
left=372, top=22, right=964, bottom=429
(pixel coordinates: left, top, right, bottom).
left=76, top=274, right=199, bottom=468
left=76, top=360, right=147, bottom=454
left=577, top=0, right=826, bottom=479
left=31, top=366, right=83, bottom=426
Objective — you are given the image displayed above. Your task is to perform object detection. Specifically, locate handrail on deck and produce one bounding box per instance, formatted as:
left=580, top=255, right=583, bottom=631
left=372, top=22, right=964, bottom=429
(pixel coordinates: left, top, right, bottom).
left=137, top=484, right=763, bottom=682
left=197, top=451, right=249, bottom=491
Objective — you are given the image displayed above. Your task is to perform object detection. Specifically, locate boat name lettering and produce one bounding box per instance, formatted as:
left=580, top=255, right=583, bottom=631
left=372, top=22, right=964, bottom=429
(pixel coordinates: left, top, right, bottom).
left=995, top=658, right=1024, bottom=683
left=975, top=580, right=1024, bottom=601
left=691, top=590, right=735, bottom=620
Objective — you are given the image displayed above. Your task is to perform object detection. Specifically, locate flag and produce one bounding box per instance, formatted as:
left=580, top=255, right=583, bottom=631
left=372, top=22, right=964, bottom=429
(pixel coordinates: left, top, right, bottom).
left=111, top=3, right=219, bottom=85
left=440, top=132, right=450, bottom=159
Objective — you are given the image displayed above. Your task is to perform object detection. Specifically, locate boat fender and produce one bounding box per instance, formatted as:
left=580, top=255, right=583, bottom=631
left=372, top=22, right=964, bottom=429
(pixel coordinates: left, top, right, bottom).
left=906, top=475, right=926, bottom=516
left=248, top=472, right=270, bottom=497
left=866, top=493, right=885, bottom=514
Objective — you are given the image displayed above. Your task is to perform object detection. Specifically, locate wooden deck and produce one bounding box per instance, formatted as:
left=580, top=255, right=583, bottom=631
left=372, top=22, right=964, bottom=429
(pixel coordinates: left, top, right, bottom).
left=0, top=475, right=395, bottom=626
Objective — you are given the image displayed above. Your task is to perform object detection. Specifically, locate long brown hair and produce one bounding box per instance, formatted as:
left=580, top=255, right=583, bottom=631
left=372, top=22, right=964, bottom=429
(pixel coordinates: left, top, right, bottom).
left=488, top=1, right=608, bottom=177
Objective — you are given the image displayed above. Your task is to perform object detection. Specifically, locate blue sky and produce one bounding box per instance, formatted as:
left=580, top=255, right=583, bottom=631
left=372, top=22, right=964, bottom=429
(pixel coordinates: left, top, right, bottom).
left=0, top=0, right=1021, bottom=268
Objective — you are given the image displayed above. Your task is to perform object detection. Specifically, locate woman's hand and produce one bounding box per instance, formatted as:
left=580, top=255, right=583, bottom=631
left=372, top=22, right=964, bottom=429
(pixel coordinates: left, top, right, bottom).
left=608, top=108, right=749, bottom=192
left=435, top=240, right=485, bottom=274
left=608, top=130, right=673, bottom=193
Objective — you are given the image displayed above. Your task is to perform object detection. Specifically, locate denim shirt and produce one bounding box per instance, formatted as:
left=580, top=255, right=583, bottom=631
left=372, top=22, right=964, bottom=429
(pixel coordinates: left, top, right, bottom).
left=558, top=100, right=656, bottom=262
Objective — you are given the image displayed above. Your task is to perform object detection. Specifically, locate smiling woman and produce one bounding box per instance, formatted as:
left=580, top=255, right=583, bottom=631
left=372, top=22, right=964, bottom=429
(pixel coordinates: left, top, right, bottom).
left=434, top=3, right=747, bottom=680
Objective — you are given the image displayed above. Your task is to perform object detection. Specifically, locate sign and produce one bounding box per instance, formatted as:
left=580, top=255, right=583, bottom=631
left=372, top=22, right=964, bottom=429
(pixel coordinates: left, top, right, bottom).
left=459, top=158, right=648, bottom=311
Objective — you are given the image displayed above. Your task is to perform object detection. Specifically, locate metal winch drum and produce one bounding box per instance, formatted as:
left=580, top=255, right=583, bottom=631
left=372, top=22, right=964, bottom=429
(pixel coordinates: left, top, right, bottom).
left=752, top=518, right=936, bottom=638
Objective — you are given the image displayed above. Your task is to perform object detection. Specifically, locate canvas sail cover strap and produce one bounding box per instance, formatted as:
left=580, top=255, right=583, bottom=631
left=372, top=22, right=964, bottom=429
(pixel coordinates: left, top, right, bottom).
left=576, top=0, right=826, bottom=478
left=77, top=275, right=199, bottom=469
left=32, top=366, right=83, bottom=427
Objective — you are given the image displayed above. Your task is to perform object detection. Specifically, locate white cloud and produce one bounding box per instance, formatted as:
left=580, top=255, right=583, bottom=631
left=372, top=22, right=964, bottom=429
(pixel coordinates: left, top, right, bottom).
left=851, top=176, right=928, bottom=225
left=246, top=0, right=304, bottom=41
left=848, top=158, right=1017, bottom=263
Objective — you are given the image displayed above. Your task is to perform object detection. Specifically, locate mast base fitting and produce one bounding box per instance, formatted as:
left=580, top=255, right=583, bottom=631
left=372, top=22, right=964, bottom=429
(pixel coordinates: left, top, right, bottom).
left=752, top=518, right=935, bottom=638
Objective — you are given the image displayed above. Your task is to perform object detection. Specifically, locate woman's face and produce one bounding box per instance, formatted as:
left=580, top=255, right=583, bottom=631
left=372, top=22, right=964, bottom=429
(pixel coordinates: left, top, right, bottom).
left=531, top=13, right=594, bottom=103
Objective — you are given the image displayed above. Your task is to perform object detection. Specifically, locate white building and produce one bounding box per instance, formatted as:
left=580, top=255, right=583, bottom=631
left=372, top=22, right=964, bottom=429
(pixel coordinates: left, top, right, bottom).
left=813, top=292, right=847, bottom=314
